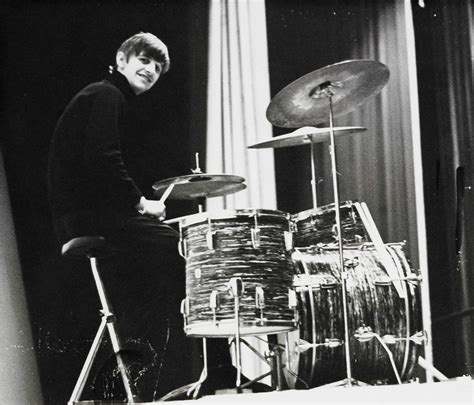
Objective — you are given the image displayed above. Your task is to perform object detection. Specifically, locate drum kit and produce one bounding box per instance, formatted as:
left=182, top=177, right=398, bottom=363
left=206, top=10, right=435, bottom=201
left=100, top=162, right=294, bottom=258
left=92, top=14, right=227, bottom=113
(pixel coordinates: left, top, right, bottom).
left=154, top=60, right=424, bottom=398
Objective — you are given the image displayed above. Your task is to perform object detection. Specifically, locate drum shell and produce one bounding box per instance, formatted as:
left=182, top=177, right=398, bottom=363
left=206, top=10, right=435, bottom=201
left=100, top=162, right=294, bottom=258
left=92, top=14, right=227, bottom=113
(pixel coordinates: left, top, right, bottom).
left=292, top=201, right=369, bottom=247
left=181, top=209, right=297, bottom=337
left=289, top=243, right=422, bottom=387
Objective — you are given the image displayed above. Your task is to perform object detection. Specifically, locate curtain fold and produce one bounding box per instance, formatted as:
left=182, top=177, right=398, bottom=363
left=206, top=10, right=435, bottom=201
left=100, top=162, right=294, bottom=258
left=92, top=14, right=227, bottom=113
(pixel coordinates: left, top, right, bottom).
left=206, top=0, right=276, bottom=211
left=412, top=0, right=474, bottom=378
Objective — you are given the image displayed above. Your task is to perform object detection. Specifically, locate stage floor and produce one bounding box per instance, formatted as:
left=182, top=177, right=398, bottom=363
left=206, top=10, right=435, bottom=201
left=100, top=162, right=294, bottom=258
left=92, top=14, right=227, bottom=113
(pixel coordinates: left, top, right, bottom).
left=172, top=377, right=474, bottom=404
left=73, top=377, right=473, bottom=404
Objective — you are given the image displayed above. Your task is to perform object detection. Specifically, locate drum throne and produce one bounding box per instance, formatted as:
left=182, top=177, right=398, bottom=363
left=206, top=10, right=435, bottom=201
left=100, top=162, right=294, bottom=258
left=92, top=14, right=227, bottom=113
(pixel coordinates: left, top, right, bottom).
left=62, top=236, right=138, bottom=405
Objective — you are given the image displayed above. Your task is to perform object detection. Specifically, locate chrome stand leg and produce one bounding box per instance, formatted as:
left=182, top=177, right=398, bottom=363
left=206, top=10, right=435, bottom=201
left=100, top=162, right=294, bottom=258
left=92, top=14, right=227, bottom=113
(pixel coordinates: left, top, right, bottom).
left=68, top=256, right=137, bottom=404
left=228, top=277, right=244, bottom=392
left=68, top=317, right=108, bottom=404
left=187, top=338, right=209, bottom=399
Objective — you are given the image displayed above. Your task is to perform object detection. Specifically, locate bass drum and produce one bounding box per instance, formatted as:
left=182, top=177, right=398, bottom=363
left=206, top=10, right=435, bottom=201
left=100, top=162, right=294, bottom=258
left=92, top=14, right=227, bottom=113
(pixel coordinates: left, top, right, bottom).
left=284, top=243, right=422, bottom=388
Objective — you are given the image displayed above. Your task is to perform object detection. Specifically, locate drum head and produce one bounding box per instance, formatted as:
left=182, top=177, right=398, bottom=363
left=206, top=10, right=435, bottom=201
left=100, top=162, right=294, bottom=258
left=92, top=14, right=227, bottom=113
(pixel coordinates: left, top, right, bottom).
left=179, top=208, right=290, bottom=228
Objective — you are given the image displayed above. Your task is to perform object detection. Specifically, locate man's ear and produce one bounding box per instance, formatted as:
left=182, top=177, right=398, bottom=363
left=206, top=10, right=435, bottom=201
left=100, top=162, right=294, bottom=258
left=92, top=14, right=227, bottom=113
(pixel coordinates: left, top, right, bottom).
left=116, top=51, right=126, bottom=70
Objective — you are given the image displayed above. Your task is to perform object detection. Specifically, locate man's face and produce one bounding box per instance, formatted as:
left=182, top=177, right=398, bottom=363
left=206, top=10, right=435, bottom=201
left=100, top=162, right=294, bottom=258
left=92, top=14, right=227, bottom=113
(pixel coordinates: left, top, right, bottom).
left=116, top=51, right=162, bottom=95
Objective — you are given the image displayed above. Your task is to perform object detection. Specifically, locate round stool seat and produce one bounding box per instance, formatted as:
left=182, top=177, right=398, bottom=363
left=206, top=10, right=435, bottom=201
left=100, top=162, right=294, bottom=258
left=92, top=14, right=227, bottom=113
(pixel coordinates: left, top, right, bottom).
left=62, top=236, right=115, bottom=259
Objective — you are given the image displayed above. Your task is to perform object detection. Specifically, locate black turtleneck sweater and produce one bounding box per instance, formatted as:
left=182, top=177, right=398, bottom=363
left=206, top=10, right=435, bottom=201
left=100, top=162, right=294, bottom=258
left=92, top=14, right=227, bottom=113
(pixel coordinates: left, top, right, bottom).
left=48, top=71, right=143, bottom=237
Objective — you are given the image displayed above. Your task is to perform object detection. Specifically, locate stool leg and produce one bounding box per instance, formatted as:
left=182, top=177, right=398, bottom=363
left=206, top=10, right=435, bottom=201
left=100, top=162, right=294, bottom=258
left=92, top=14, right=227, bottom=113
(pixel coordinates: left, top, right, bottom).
left=89, top=257, right=138, bottom=403
left=68, top=317, right=108, bottom=405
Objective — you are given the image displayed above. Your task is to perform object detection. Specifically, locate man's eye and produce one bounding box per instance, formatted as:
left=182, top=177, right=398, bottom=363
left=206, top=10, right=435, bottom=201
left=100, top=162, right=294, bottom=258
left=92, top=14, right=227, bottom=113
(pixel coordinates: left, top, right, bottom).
left=139, top=57, right=150, bottom=64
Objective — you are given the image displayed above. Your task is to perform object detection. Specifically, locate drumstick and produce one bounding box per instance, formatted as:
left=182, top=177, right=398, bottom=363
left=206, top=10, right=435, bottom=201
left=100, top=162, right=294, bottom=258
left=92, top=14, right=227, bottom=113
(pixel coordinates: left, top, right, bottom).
left=158, top=184, right=175, bottom=203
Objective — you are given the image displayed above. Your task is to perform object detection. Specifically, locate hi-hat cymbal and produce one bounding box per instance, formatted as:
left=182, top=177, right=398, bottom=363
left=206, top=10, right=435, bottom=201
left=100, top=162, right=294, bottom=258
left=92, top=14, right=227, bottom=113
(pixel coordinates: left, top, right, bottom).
left=153, top=174, right=246, bottom=200
left=266, top=60, right=390, bottom=128
left=248, top=126, right=367, bottom=149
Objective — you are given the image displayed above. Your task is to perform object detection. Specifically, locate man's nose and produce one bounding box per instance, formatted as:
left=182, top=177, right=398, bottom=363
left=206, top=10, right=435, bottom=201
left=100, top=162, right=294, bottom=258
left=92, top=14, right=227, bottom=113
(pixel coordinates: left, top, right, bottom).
left=144, top=64, right=155, bottom=74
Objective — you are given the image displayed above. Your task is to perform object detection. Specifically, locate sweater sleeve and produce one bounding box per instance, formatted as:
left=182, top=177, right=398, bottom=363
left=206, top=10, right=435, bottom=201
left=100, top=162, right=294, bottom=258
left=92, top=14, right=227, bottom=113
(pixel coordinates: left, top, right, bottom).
left=83, top=86, right=142, bottom=209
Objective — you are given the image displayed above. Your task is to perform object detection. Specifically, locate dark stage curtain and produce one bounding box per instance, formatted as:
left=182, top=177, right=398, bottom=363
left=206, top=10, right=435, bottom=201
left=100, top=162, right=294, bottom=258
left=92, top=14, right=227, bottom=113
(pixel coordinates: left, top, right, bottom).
left=413, top=0, right=474, bottom=378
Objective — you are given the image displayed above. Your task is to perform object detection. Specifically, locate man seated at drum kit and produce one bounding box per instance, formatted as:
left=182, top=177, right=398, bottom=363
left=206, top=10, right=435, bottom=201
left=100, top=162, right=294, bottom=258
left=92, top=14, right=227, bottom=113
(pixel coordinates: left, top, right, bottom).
left=49, top=29, right=422, bottom=401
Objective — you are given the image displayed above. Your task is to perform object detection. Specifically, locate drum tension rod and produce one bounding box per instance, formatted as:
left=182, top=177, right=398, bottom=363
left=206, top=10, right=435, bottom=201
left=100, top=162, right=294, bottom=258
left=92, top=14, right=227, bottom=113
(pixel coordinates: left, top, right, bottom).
left=251, top=211, right=261, bottom=249
left=206, top=216, right=216, bottom=250
left=209, top=290, right=220, bottom=325
left=255, top=287, right=266, bottom=325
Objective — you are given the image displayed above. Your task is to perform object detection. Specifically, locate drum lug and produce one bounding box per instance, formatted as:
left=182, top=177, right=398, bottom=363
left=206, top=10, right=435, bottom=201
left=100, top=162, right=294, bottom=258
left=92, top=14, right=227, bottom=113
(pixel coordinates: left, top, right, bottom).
left=288, top=289, right=298, bottom=326
left=255, top=287, right=267, bottom=325
left=325, top=338, right=343, bottom=348
left=284, top=231, right=293, bottom=251
left=206, top=231, right=217, bottom=250
left=180, top=297, right=190, bottom=329
left=251, top=228, right=261, bottom=249
left=227, top=277, right=245, bottom=298
left=288, top=289, right=297, bottom=308
left=354, top=325, right=375, bottom=342
left=321, top=282, right=339, bottom=289
left=251, top=211, right=261, bottom=249
left=290, top=220, right=297, bottom=233
left=298, top=338, right=343, bottom=352
left=209, top=290, right=220, bottom=325
left=409, top=331, right=427, bottom=345
left=178, top=238, right=187, bottom=258
left=344, top=257, right=360, bottom=269
left=255, top=286, right=265, bottom=309
left=349, top=208, right=357, bottom=224
left=374, top=279, right=392, bottom=287
left=331, top=224, right=338, bottom=241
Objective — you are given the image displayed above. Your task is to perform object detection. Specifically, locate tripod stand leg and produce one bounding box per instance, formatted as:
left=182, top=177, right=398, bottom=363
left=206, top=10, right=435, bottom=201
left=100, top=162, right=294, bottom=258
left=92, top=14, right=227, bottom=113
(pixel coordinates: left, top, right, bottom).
left=68, top=318, right=108, bottom=404
left=89, top=257, right=137, bottom=403
left=106, top=322, right=137, bottom=403
left=418, top=357, right=448, bottom=381
left=187, top=338, right=209, bottom=399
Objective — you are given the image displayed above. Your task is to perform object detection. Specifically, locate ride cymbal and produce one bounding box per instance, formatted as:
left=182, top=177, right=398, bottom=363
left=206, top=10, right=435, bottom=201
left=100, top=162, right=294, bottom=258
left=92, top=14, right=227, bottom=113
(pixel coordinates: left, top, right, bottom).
left=248, top=126, right=367, bottom=149
left=266, top=60, right=389, bottom=128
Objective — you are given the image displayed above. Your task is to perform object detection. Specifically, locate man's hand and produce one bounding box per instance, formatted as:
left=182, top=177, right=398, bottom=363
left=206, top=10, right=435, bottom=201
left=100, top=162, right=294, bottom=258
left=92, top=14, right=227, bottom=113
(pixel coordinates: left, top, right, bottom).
left=135, top=196, right=166, bottom=220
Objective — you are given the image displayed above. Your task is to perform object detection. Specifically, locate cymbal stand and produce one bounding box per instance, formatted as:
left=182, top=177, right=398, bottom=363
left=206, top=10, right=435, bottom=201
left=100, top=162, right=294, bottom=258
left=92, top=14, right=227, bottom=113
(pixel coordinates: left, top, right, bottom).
left=310, top=140, right=318, bottom=208
left=228, top=277, right=244, bottom=392
left=197, top=196, right=206, bottom=213
left=186, top=338, right=209, bottom=399
left=313, top=82, right=354, bottom=386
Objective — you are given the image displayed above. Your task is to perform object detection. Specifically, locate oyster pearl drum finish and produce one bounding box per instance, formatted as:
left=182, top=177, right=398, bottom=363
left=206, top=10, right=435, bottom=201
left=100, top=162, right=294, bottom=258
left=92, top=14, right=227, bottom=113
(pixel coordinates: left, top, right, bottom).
left=179, top=209, right=298, bottom=337
left=287, top=243, right=421, bottom=388
left=292, top=201, right=369, bottom=247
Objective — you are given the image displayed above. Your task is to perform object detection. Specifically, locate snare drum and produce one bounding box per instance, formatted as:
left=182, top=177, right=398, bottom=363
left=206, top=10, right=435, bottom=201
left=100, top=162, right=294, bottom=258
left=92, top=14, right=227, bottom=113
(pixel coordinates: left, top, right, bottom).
left=292, top=201, right=369, bottom=247
left=285, top=243, right=421, bottom=387
left=179, top=209, right=297, bottom=337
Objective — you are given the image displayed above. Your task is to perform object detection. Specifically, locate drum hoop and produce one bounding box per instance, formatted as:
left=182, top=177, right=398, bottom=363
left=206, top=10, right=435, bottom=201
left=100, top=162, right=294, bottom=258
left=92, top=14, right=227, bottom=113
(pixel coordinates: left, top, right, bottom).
left=185, top=318, right=296, bottom=337
left=179, top=208, right=290, bottom=227
left=291, top=200, right=356, bottom=222
left=298, top=241, right=406, bottom=254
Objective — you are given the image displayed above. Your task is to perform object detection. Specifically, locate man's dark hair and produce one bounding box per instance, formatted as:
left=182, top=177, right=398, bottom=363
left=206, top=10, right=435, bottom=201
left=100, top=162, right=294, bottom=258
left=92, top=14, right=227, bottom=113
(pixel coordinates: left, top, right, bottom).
left=117, top=32, right=170, bottom=74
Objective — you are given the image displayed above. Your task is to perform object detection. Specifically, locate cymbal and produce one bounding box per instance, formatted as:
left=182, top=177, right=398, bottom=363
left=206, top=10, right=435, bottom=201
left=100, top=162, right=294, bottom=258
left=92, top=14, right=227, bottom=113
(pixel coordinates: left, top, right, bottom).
left=248, top=126, right=367, bottom=149
left=153, top=174, right=246, bottom=200
left=266, top=60, right=390, bottom=128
